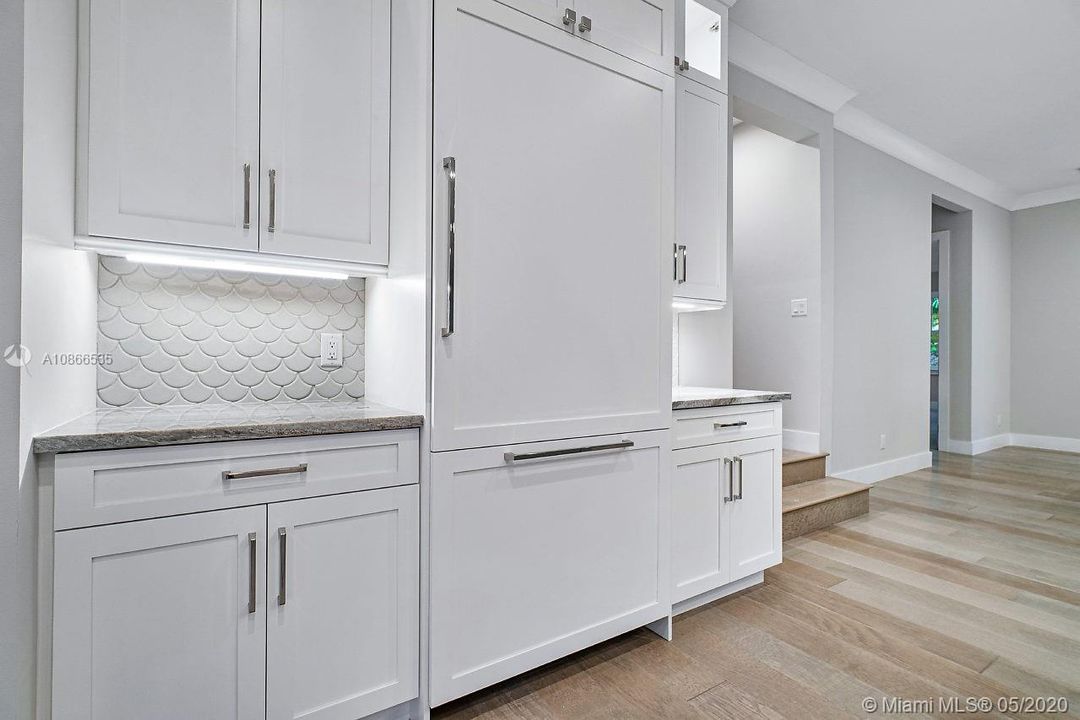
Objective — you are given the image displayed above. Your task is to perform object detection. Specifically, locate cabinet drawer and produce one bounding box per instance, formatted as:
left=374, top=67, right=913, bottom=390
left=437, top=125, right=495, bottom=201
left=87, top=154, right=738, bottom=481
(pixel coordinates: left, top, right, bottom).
left=673, top=404, right=781, bottom=449
left=429, top=429, right=670, bottom=705
left=53, top=430, right=419, bottom=530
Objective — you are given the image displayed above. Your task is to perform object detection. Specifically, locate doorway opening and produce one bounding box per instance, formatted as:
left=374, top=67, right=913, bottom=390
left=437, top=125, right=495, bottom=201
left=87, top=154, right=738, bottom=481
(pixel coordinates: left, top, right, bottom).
left=930, top=229, right=948, bottom=452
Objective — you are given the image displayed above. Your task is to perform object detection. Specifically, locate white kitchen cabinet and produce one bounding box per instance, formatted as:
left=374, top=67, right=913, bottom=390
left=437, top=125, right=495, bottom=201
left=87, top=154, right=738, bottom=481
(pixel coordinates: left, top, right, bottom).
left=267, top=486, right=419, bottom=720
left=258, top=0, right=390, bottom=265
left=727, top=435, right=783, bottom=577
left=428, top=430, right=670, bottom=705
left=83, top=0, right=261, bottom=251
left=674, top=75, right=729, bottom=305
left=50, top=430, right=421, bottom=720
left=670, top=406, right=782, bottom=605
left=81, top=0, right=390, bottom=267
left=674, top=0, right=727, bottom=93
left=495, top=0, right=674, bottom=74
left=432, top=0, right=673, bottom=451
left=53, top=506, right=267, bottom=720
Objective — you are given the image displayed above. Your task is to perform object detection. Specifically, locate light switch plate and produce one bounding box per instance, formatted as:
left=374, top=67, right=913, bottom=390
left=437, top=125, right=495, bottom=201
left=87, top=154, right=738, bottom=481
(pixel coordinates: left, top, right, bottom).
left=320, top=333, right=343, bottom=368
left=791, top=298, right=808, bottom=317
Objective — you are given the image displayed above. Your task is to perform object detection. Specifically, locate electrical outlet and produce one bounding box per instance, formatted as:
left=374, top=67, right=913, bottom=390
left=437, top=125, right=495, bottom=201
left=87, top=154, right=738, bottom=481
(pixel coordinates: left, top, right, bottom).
left=879, top=433, right=887, bottom=450
left=791, top=298, right=808, bottom=317
left=320, top=333, right=343, bottom=369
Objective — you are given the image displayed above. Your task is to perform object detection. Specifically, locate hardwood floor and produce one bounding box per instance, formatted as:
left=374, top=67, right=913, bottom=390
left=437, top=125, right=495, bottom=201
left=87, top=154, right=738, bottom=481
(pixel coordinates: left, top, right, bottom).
left=433, top=447, right=1080, bottom=719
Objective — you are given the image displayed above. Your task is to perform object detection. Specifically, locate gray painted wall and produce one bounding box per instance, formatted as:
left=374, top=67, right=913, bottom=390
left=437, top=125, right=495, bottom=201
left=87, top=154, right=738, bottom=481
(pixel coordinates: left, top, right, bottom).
left=732, top=123, right=821, bottom=441
left=1, top=0, right=26, bottom=717
left=833, top=133, right=1012, bottom=473
left=1011, top=199, right=1080, bottom=440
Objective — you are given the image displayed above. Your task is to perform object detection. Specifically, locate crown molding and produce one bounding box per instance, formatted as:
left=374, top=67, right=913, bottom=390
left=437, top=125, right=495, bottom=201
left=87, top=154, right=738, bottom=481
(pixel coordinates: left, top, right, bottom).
left=727, top=23, right=857, bottom=113
left=1011, top=183, right=1080, bottom=211
left=834, top=106, right=1016, bottom=210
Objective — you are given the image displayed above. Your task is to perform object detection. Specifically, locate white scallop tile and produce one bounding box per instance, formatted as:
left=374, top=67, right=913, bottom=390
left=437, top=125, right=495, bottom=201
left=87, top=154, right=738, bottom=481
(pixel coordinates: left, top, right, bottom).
left=97, top=259, right=365, bottom=407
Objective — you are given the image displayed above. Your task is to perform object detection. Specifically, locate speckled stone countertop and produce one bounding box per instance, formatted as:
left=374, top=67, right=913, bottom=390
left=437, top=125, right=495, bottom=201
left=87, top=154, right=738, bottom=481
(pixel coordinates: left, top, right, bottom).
left=33, top=400, right=424, bottom=454
left=672, top=386, right=791, bottom=410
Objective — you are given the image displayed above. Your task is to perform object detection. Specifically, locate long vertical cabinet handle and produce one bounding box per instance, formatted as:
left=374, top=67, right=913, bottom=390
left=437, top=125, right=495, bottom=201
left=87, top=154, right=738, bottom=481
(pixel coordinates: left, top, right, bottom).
left=441, top=157, right=457, bottom=338
left=673, top=244, right=687, bottom=284
left=734, top=456, right=744, bottom=500
left=267, top=169, right=277, bottom=233
left=247, top=532, right=257, bottom=614
left=277, top=527, right=287, bottom=606
left=242, top=163, right=251, bottom=229
left=722, top=458, right=733, bottom=503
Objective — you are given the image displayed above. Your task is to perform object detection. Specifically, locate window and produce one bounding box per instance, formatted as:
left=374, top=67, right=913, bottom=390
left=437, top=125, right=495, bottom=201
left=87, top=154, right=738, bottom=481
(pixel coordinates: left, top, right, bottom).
left=930, top=294, right=940, bottom=373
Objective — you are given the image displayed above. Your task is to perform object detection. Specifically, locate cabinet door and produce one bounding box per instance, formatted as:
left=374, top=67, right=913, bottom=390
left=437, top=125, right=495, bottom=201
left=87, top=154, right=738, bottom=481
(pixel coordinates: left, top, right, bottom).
left=53, top=507, right=266, bottom=720
left=671, top=444, right=731, bottom=603
left=727, top=435, right=783, bottom=579
left=573, top=0, right=675, bottom=74
left=259, top=0, right=391, bottom=265
left=433, top=0, right=673, bottom=451
left=675, top=75, right=728, bottom=303
left=429, top=430, right=669, bottom=705
left=675, top=0, right=727, bottom=93
left=266, top=486, right=419, bottom=720
left=85, top=0, right=260, bottom=250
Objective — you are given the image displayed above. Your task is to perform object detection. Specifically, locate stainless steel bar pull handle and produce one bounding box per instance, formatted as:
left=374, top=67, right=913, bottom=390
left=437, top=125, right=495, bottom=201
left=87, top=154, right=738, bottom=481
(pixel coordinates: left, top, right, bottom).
left=267, top=168, right=277, bottom=233
left=504, top=440, right=634, bottom=464
left=222, top=463, right=308, bottom=481
left=441, top=157, right=457, bottom=338
left=723, top=458, right=733, bottom=503
left=277, top=527, right=287, bottom=606
left=247, top=532, right=257, bottom=614
left=714, top=421, right=748, bottom=429
left=242, top=163, right=251, bottom=229
left=674, top=244, right=687, bottom=283
left=734, top=456, right=744, bottom=500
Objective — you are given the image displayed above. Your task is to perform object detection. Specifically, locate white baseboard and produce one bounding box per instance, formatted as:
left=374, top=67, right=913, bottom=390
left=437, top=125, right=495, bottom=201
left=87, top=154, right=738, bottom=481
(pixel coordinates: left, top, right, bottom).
left=1008, top=433, right=1080, bottom=454
left=942, top=434, right=1011, bottom=456
left=832, top=451, right=932, bottom=485
left=782, top=429, right=820, bottom=453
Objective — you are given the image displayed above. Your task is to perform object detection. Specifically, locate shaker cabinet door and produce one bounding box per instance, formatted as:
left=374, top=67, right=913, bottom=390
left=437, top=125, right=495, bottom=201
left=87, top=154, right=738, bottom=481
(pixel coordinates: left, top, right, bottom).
left=727, top=435, right=783, bottom=577
left=674, top=75, right=728, bottom=303
left=52, top=507, right=267, bottom=720
left=432, top=0, right=673, bottom=451
left=258, top=0, right=391, bottom=265
left=266, top=486, right=419, bottom=720
left=85, top=0, right=261, bottom=251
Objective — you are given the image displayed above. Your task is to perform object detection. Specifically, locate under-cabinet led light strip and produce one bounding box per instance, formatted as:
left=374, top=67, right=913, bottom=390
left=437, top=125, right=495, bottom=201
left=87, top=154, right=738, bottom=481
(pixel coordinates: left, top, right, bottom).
left=124, top=252, right=349, bottom=280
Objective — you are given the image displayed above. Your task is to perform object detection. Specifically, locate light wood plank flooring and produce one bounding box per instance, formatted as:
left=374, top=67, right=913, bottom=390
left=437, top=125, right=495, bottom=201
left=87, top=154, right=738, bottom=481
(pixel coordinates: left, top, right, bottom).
left=434, top=447, right=1080, bottom=719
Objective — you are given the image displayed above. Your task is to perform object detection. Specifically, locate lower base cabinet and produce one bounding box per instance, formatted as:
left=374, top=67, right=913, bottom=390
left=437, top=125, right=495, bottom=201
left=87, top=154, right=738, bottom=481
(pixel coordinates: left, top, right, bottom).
left=53, top=484, right=419, bottom=720
left=671, top=421, right=782, bottom=604
left=428, top=430, right=670, bottom=706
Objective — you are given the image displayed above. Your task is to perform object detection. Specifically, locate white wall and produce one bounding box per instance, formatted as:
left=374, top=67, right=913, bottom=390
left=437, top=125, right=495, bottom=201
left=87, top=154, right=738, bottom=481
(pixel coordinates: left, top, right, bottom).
left=1, top=1, right=26, bottom=717
left=731, top=123, right=821, bottom=447
left=832, top=132, right=1012, bottom=477
left=676, top=308, right=734, bottom=387
left=1011, top=199, right=1080, bottom=446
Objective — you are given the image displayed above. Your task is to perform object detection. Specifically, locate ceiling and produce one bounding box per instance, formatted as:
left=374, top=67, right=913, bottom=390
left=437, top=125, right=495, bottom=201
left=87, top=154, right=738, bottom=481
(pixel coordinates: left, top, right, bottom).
left=729, top=0, right=1080, bottom=198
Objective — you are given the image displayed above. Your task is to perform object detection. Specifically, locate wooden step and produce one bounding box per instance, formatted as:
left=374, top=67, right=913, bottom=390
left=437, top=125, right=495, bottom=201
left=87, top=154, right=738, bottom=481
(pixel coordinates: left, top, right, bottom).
left=782, top=477, right=869, bottom=540
left=782, top=449, right=829, bottom=486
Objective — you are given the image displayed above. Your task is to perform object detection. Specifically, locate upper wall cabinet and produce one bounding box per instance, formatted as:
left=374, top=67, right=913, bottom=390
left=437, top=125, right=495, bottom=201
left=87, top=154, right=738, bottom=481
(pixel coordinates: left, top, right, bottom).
left=496, top=0, right=674, bottom=74
left=80, top=0, right=390, bottom=267
left=674, top=0, right=726, bottom=93
left=674, top=76, right=728, bottom=305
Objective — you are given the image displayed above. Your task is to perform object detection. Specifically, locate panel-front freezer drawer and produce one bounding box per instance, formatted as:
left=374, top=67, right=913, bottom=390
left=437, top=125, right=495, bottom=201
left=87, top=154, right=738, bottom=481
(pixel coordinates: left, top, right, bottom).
left=428, top=429, right=671, bottom=705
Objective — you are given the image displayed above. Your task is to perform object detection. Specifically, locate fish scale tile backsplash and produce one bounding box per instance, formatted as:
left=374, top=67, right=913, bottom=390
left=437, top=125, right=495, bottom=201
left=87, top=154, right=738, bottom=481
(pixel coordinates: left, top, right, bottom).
left=97, top=256, right=365, bottom=407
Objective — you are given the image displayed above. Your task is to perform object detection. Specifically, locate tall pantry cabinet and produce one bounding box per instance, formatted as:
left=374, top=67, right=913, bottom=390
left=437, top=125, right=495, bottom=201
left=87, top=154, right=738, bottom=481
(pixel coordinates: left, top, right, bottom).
left=427, top=0, right=674, bottom=705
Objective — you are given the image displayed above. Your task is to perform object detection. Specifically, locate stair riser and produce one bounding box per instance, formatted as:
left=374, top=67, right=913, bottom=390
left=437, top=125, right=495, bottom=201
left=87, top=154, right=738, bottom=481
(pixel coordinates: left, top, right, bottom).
left=782, top=490, right=869, bottom=540
left=782, top=457, right=827, bottom=486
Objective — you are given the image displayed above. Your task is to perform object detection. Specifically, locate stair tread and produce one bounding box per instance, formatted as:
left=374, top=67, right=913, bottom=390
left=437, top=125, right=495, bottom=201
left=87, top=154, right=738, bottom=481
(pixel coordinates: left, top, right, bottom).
left=782, top=449, right=830, bottom=465
left=783, top=477, right=868, bottom=513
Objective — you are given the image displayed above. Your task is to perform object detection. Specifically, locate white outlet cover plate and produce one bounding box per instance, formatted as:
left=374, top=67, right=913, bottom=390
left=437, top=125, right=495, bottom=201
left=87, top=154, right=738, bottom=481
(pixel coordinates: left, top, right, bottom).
left=320, top=333, right=343, bottom=368
left=791, top=298, right=808, bottom=317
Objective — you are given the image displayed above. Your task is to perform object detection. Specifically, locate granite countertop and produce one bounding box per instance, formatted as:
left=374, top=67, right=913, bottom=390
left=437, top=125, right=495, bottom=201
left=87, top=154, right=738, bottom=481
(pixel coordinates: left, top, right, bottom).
left=33, top=400, right=424, bottom=454
left=672, top=386, right=791, bottom=410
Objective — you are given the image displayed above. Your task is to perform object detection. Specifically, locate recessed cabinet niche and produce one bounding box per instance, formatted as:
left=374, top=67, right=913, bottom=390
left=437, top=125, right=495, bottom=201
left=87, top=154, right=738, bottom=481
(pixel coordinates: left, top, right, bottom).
left=79, top=0, right=390, bottom=267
